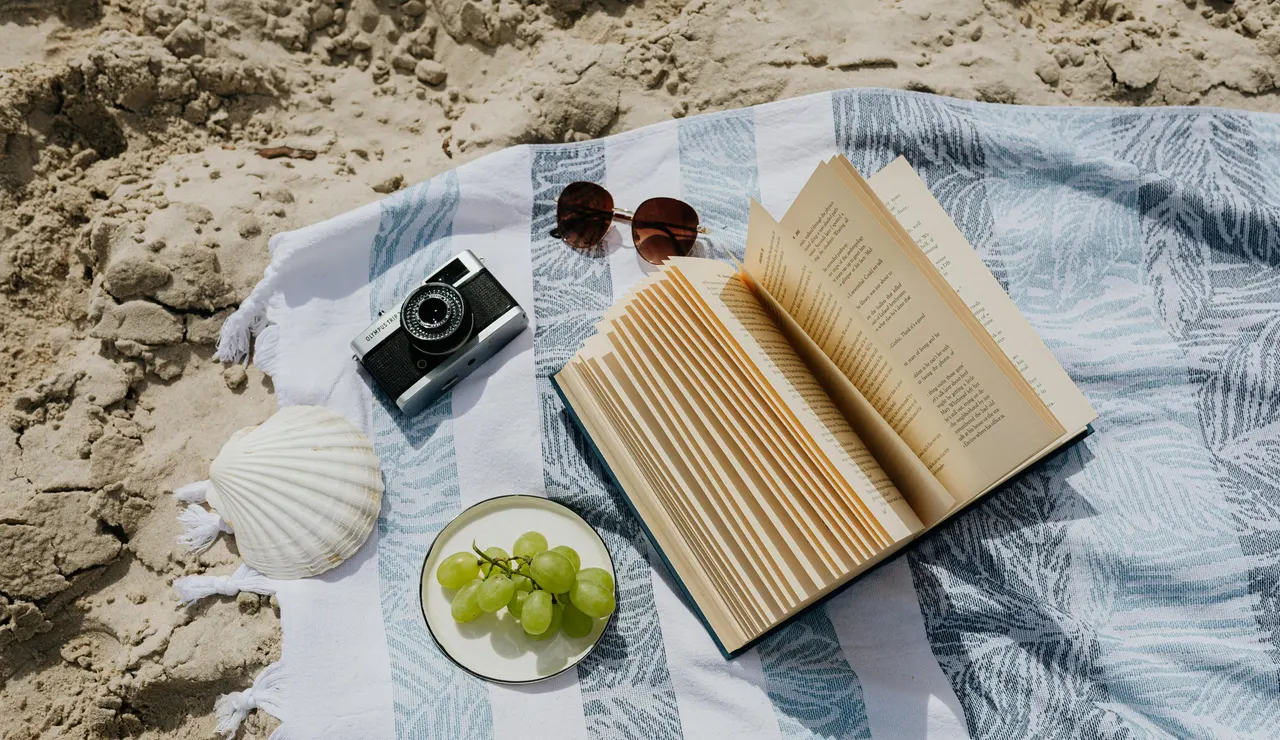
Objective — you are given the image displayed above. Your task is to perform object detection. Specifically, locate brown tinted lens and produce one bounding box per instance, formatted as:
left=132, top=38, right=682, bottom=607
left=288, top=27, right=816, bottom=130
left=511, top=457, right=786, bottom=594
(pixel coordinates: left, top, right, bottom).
left=632, top=197, right=699, bottom=265
left=556, top=181, right=614, bottom=249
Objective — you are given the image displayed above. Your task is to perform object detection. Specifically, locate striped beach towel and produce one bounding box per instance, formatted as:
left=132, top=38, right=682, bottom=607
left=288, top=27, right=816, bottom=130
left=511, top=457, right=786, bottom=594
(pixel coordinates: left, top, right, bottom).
left=204, top=88, right=1280, bottom=739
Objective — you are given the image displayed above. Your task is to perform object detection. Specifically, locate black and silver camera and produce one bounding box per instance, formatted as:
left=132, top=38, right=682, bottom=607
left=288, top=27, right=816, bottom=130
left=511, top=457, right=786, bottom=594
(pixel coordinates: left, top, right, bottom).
left=352, top=250, right=528, bottom=415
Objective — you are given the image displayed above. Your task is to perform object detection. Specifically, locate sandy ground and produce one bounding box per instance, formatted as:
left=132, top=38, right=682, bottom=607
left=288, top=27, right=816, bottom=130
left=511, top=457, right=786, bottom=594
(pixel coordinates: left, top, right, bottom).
left=1, top=0, right=1278, bottom=736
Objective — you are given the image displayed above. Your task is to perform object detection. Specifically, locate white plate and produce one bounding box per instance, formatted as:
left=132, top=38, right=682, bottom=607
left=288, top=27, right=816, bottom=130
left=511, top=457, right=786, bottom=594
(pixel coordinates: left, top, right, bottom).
left=418, top=495, right=615, bottom=683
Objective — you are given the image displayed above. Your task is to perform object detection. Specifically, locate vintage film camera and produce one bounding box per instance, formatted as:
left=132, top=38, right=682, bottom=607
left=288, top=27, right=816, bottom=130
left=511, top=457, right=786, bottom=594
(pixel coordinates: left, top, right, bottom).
left=352, top=250, right=528, bottom=415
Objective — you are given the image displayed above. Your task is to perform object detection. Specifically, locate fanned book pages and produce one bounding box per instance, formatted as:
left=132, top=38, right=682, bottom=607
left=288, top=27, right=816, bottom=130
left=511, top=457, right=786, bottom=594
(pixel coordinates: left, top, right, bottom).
left=552, top=156, right=1097, bottom=656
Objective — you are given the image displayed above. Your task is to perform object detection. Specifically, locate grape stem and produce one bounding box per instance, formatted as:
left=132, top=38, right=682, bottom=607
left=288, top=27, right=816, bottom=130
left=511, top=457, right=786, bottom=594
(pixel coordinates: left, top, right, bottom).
left=470, top=542, right=568, bottom=604
left=472, top=542, right=540, bottom=589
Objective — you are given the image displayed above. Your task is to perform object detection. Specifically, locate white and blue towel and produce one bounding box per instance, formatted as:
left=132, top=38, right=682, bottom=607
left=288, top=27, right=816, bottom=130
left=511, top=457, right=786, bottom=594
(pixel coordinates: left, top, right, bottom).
left=210, top=89, right=1280, bottom=739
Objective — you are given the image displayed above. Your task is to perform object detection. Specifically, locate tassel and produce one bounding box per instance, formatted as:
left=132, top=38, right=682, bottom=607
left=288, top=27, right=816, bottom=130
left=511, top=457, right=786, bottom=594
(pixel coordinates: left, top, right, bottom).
left=213, top=276, right=272, bottom=364
left=215, top=661, right=286, bottom=738
left=214, top=232, right=292, bottom=364
left=174, top=480, right=210, bottom=504
left=173, top=564, right=275, bottom=605
left=177, top=504, right=233, bottom=553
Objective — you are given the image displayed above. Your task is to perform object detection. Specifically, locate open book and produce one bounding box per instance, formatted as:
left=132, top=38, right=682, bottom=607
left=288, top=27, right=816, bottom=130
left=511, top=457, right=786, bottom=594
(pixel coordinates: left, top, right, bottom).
left=552, top=156, right=1096, bottom=656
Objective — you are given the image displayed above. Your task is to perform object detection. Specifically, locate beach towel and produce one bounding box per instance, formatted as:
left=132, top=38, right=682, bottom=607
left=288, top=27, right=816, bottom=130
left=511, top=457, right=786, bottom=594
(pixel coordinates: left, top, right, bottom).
left=194, top=88, right=1280, bottom=739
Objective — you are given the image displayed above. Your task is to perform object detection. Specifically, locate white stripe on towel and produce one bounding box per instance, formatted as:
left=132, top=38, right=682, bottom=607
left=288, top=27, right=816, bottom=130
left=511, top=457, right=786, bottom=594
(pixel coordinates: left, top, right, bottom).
left=451, top=147, right=592, bottom=740
left=264, top=205, right=397, bottom=740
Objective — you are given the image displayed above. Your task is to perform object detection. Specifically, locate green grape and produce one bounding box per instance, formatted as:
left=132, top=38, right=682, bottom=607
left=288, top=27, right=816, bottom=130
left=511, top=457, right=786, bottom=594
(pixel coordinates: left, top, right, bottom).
left=512, top=531, right=548, bottom=560
left=477, top=574, right=515, bottom=613
left=511, top=572, right=533, bottom=592
left=575, top=567, right=614, bottom=592
left=561, top=603, right=593, bottom=639
left=528, top=603, right=563, bottom=641
left=436, top=552, right=480, bottom=589
left=521, top=591, right=553, bottom=635
left=530, top=550, right=575, bottom=594
left=478, top=546, right=509, bottom=577
left=551, top=545, right=580, bottom=571
left=450, top=579, right=484, bottom=623
left=507, top=591, right=528, bottom=619
left=570, top=578, right=616, bottom=618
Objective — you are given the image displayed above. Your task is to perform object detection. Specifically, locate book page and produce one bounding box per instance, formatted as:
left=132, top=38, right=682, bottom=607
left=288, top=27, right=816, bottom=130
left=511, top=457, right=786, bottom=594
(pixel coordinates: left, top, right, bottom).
left=744, top=271, right=958, bottom=527
left=671, top=257, right=922, bottom=540
left=555, top=362, right=751, bottom=647
left=649, top=276, right=887, bottom=558
left=865, top=156, right=1096, bottom=435
left=746, top=164, right=1061, bottom=501
left=608, top=313, right=841, bottom=588
left=602, top=276, right=877, bottom=566
left=630, top=285, right=879, bottom=562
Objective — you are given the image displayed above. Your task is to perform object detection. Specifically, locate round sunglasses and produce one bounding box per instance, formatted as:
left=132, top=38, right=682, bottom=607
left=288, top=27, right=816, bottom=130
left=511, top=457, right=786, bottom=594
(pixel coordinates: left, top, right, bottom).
left=553, top=182, right=709, bottom=265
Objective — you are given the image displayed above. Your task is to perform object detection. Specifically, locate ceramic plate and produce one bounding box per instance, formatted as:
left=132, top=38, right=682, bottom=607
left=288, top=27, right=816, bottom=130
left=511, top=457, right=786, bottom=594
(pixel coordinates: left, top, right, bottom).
left=419, top=495, right=615, bottom=683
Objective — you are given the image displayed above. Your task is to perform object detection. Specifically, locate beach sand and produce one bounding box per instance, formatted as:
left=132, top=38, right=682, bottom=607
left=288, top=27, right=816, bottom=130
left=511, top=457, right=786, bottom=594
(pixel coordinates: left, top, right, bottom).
left=1, top=0, right=1277, bottom=736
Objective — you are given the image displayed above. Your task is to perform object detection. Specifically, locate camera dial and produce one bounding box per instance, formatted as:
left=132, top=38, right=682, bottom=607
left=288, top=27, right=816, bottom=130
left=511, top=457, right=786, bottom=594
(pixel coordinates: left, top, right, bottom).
left=400, top=282, right=473, bottom=356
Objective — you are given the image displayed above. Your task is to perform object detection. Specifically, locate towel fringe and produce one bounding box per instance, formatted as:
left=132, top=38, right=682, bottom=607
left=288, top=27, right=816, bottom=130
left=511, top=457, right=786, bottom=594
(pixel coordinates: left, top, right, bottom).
left=214, top=242, right=285, bottom=364
left=177, top=504, right=233, bottom=553
left=215, top=660, right=286, bottom=738
left=174, top=480, right=211, bottom=504
left=174, top=563, right=275, bottom=605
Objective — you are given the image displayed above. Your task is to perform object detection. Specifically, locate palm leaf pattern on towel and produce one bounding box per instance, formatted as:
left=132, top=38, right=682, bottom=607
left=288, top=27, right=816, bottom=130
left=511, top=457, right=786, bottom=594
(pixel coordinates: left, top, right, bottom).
left=833, top=90, right=1006, bottom=292
left=838, top=93, right=1280, bottom=738
left=528, top=143, right=684, bottom=740
left=367, top=173, right=494, bottom=739
left=1110, top=109, right=1280, bottom=704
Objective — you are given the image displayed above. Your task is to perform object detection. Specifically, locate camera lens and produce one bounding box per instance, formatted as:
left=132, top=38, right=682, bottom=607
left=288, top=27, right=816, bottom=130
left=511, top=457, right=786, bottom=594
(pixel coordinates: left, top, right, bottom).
left=400, top=282, right=473, bottom=356
left=418, top=297, right=449, bottom=327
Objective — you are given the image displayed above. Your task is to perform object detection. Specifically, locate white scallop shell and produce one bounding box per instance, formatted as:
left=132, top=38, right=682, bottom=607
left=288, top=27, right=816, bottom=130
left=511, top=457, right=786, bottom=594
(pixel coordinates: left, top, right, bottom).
left=207, top=405, right=383, bottom=580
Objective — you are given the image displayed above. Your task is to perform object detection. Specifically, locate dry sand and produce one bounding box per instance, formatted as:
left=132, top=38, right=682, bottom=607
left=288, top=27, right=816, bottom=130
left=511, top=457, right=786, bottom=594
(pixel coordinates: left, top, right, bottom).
left=1, top=0, right=1277, bottom=736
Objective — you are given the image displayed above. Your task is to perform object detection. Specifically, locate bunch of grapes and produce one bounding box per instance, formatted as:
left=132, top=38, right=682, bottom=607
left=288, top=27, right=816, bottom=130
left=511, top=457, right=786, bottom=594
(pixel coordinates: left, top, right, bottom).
left=435, top=531, right=616, bottom=640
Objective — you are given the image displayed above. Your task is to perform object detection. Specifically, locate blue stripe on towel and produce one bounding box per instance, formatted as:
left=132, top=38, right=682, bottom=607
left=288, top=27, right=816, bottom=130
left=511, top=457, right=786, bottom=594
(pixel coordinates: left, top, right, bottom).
left=527, top=143, right=684, bottom=740
left=367, top=172, right=494, bottom=739
left=678, top=110, right=756, bottom=263
left=678, top=106, right=871, bottom=740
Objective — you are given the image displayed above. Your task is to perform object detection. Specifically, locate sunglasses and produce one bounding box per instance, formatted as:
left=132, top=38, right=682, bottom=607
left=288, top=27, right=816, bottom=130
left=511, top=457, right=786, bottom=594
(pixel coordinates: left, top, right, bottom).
left=553, top=182, right=709, bottom=265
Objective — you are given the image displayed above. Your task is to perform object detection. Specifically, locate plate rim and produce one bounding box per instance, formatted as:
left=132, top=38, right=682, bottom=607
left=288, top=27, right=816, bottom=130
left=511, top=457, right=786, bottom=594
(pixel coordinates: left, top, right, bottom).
left=417, top=493, right=616, bottom=685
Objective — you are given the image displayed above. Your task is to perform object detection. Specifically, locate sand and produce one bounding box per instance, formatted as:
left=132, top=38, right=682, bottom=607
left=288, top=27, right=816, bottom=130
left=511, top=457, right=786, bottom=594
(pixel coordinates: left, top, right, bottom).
left=1, top=0, right=1277, bottom=736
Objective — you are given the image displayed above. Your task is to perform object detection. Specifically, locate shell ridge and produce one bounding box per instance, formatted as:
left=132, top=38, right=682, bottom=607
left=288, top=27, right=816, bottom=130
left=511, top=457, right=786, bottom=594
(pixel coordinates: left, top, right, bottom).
left=214, top=462, right=381, bottom=519
left=205, top=406, right=381, bottom=580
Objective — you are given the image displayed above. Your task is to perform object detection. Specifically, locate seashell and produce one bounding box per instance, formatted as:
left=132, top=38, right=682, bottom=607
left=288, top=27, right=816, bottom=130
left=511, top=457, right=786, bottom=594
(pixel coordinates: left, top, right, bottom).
left=207, top=405, right=383, bottom=579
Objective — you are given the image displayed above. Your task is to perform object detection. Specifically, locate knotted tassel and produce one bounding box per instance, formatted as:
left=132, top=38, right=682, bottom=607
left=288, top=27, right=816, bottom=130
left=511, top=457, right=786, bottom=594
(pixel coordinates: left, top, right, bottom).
left=177, top=504, right=233, bottom=553
left=214, top=231, right=293, bottom=364
left=215, top=661, right=286, bottom=738
left=173, top=564, right=275, bottom=606
left=174, top=480, right=211, bottom=504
